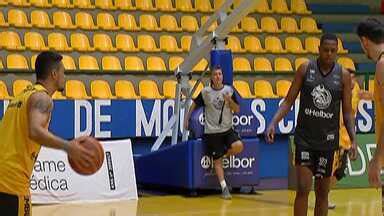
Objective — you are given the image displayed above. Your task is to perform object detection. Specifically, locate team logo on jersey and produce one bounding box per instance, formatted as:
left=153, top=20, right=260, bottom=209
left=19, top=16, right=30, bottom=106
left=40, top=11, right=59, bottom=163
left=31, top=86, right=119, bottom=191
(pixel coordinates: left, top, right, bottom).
left=308, top=69, right=316, bottom=82
left=311, top=84, right=332, bottom=109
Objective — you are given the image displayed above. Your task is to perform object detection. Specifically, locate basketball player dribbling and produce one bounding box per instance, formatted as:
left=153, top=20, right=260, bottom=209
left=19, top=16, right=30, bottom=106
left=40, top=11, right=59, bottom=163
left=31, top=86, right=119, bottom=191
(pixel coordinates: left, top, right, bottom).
left=265, top=33, right=357, bottom=216
left=0, top=51, right=94, bottom=216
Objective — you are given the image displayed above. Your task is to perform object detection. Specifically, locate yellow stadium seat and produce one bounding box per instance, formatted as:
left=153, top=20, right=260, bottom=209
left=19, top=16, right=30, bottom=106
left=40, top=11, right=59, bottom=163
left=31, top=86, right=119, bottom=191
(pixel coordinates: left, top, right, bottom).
left=62, top=55, right=76, bottom=70
left=337, top=38, right=348, bottom=54
left=253, top=0, right=272, bottom=13
left=138, top=35, right=160, bottom=52
left=31, top=10, right=54, bottom=29
left=233, top=57, right=251, bottom=72
left=285, top=37, right=306, bottom=54
left=291, top=0, right=311, bottom=14
left=136, top=0, right=156, bottom=11
left=276, top=80, right=292, bottom=97
left=305, top=37, right=320, bottom=54
left=75, top=12, right=98, bottom=30
left=0, top=0, right=7, bottom=5
left=272, top=0, right=291, bottom=14
left=115, top=0, right=135, bottom=10
left=65, top=80, right=91, bottom=99
left=281, top=17, right=301, bottom=33
left=213, top=0, right=224, bottom=10
left=265, top=36, right=287, bottom=53
left=368, top=80, right=374, bottom=95
left=7, top=54, right=29, bottom=70
left=0, top=12, right=9, bottom=27
left=188, top=80, right=203, bottom=98
left=181, top=16, right=199, bottom=32
left=52, top=0, right=74, bottom=8
left=71, top=33, right=95, bottom=52
left=301, top=17, right=321, bottom=33
left=139, top=14, right=161, bottom=31
left=118, top=13, right=140, bottom=31
left=160, top=35, right=182, bottom=52
left=160, top=15, right=182, bottom=32
left=95, top=0, right=116, bottom=9
left=115, top=80, right=139, bottom=99
left=25, top=32, right=49, bottom=51
left=275, top=57, right=293, bottom=72
left=48, top=33, right=72, bottom=51
left=169, top=56, right=184, bottom=71
left=201, top=16, right=217, bottom=32
left=337, top=57, right=355, bottom=71
left=175, top=0, right=196, bottom=12
left=254, top=57, right=272, bottom=72
left=231, top=24, right=243, bottom=33
left=196, top=0, right=213, bottom=12
left=79, top=55, right=99, bottom=70
left=139, top=80, right=164, bottom=99
left=52, top=91, right=66, bottom=99
left=181, top=35, right=192, bottom=51
left=226, top=36, right=245, bottom=53
left=8, top=0, right=30, bottom=6
left=30, top=0, right=52, bottom=7
left=156, top=0, right=176, bottom=11
left=8, top=9, right=32, bottom=28
left=102, top=56, right=122, bottom=71
left=91, top=80, right=116, bottom=99
left=116, top=34, right=139, bottom=52
left=31, top=55, right=37, bottom=70
left=241, top=17, right=261, bottom=33
left=295, top=57, right=309, bottom=71
left=193, top=59, right=208, bottom=72
left=0, top=58, right=3, bottom=69
left=125, top=56, right=145, bottom=71
left=97, top=13, right=119, bottom=30
left=163, top=80, right=177, bottom=98
left=147, top=56, right=167, bottom=72
left=73, top=0, right=95, bottom=8
left=1, top=31, right=25, bottom=51
left=244, top=36, right=266, bottom=53
left=254, top=80, right=278, bottom=98
left=53, top=11, right=76, bottom=29
left=13, top=80, right=32, bottom=96
left=261, top=17, right=282, bottom=33
left=0, top=81, right=12, bottom=99
left=233, top=80, right=254, bottom=98
left=93, top=34, right=117, bottom=52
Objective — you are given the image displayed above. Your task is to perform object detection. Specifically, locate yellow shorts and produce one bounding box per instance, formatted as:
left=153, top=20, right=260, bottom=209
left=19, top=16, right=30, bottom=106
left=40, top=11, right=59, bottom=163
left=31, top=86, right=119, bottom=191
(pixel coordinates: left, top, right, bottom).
left=0, top=191, right=31, bottom=216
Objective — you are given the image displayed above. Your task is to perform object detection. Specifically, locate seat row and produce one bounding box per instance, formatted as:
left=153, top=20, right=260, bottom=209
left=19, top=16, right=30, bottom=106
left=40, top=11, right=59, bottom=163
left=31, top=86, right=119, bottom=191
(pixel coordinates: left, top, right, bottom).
left=0, top=9, right=321, bottom=33
left=0, top=54, right=357, bottom=72
left=1, top=0, right=311, bottom=15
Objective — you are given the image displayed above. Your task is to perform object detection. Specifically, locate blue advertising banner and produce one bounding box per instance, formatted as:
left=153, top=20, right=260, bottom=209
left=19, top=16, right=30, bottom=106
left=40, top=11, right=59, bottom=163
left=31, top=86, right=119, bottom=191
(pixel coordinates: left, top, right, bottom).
left=192, top=138, right=259, bottom=188
left=0, top=99, right=375, bottom=139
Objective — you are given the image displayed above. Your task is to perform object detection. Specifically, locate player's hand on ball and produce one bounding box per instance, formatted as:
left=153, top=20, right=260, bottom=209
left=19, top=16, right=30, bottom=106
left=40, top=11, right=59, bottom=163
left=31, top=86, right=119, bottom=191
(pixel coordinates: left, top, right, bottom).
left=348, top=142, right=358, bottom=161
left=368, top=156, right=382, bottom=188
left=67, top=136, right=95, bottom=169
left=265, top=124, right=275, bottom=144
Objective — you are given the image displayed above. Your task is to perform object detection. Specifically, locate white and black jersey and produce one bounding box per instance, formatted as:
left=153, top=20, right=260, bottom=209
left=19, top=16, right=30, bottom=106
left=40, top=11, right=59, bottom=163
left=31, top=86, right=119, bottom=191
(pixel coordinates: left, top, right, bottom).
left=294, top=60, right=343, bottom=151
left=194, top=85, right=239, bottom=134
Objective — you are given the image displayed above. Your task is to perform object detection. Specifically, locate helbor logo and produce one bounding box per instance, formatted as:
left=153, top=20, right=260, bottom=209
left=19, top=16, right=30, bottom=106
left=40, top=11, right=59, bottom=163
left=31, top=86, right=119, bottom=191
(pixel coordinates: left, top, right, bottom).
left=200, top=155, right=256, bottom=169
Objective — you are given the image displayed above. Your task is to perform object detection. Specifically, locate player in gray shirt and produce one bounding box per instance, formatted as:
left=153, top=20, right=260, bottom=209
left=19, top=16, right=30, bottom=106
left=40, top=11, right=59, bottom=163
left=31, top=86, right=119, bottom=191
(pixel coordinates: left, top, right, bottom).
left=184, top=65, right=244, bottom=199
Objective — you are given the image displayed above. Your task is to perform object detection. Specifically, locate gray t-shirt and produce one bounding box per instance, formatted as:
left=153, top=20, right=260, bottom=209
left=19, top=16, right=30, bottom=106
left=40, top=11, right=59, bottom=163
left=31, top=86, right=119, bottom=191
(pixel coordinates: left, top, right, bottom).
left=194, top=85, right=239, bottom=134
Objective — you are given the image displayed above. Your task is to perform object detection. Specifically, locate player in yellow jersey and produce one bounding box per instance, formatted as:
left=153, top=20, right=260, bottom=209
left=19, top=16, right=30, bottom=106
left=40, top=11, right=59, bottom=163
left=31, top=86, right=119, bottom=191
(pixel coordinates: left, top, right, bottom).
left=328, top=68, right=373, bottom=209
left=357, top=18, right=384, bottom=188
left=0, top=51, right=94, bottom=216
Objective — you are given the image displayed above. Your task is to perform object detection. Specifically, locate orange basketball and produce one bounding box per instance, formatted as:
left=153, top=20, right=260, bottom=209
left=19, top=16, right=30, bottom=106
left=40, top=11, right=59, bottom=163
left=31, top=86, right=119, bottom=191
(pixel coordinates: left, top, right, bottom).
left=68, top=136, right=104, bottom=175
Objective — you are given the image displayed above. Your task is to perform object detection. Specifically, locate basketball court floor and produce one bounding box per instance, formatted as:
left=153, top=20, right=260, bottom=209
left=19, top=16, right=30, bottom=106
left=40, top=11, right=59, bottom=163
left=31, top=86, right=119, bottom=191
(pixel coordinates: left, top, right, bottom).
left=33, top=188, right=381, bottom=216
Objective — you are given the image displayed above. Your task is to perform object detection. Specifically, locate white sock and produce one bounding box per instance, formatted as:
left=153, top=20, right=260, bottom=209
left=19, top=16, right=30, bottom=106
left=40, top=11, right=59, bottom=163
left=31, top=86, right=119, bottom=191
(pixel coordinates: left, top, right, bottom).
left=220, top=180, right=227, bottom=190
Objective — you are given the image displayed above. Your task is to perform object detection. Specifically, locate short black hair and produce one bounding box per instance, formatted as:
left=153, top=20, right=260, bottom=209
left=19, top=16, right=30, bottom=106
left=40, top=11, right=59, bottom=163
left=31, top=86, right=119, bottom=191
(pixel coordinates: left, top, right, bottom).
left=35, top=51, right=63, bottom=80
left=320, top=33, right=338, bottom=45
left=356, top=18, right=384, bottom=44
